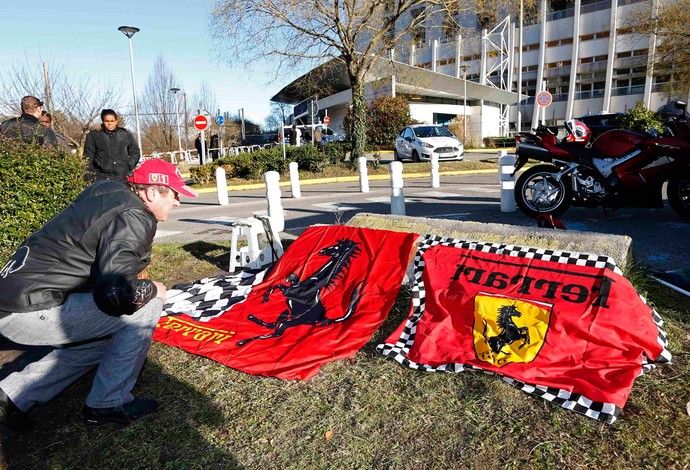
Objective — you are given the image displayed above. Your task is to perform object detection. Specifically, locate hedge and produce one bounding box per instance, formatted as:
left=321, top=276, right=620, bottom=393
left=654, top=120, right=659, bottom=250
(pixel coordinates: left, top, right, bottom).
left=189, top=143, right=349, bottom=184
left=0, top=138, right=86, bottom=260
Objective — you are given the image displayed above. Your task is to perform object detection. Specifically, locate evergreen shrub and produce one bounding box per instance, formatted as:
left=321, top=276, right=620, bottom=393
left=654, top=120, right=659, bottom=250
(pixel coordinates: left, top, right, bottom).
left=0, top=138, right=86, bottom=260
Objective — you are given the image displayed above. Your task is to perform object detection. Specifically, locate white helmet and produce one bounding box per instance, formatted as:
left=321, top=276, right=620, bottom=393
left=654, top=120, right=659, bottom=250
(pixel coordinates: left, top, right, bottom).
left=564, top=119, right=591, bottom=144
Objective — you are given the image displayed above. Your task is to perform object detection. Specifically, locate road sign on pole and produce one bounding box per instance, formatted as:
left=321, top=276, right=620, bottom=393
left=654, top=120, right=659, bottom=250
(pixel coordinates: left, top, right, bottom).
left=194, top=114, right=209, bottom=131
left=216, top=115, right=225, bottom=126
left=323, top=115, right=330, bottom=126
left=536, top=91, right=553, bottom=107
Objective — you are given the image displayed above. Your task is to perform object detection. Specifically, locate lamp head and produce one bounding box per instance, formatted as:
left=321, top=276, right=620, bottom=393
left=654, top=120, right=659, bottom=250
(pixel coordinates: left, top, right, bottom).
left=170, top=87, right=181, bottom=94
left=118, top=26, right=140, bottom=38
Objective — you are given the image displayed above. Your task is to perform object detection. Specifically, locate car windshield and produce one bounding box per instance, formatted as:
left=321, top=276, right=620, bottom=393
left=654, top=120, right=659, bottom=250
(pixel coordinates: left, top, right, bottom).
left=414, top=126, right=454, bottom=138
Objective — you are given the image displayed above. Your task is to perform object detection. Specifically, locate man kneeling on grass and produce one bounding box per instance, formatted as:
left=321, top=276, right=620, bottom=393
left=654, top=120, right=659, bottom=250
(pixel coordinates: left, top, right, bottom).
left=0, top=159, right=197, bottom=430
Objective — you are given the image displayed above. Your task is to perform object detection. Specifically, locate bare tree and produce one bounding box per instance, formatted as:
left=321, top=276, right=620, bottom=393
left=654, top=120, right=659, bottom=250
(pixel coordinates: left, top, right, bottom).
left=192, top=81, right=218, bottom=116
left=265, top=101, right=293, bottom=130
left=0, top=60, right=122, bottom=152
left=139, top=56, right=178, bottom=153
left=211, top=0, right=462, bottom=159
left=626, top=1, right=690, bottom=98
left=211, top=0, right=534, bottom=159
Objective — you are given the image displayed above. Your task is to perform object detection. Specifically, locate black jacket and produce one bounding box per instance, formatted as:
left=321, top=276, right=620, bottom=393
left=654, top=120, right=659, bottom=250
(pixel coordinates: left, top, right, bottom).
left=0, top=114, right=58, bottom=148
left=84, top=126, right=140, bottom=183
left=0, top=181, right=158, bottom=317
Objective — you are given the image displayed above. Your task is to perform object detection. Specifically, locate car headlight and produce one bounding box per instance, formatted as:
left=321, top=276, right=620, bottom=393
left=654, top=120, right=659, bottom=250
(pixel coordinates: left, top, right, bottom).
left=419, top=141, right=434, bottom=148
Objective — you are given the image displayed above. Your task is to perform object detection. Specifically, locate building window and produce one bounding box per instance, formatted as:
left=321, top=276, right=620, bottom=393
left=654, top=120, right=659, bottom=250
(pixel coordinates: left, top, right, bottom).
left=615, top=51, right=632, bottom=59
left=580, top=33, right=595, bottom=41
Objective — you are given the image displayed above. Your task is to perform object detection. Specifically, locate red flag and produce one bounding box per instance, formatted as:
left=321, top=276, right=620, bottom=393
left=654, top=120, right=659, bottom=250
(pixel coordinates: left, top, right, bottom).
left=154, top=225, right=418, bottom=380
left=379, top=236, right=671, bottom=423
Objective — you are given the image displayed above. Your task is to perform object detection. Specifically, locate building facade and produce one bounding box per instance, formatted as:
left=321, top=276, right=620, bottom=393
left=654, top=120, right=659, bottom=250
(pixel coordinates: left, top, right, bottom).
left=273, top=0, right=671, bottom=141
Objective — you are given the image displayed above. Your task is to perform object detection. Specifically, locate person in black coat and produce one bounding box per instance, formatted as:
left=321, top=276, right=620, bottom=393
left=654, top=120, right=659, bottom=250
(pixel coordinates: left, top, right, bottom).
left=0, top=95, right=57, bottom=148
left=84, top=109, right=140, bottom=184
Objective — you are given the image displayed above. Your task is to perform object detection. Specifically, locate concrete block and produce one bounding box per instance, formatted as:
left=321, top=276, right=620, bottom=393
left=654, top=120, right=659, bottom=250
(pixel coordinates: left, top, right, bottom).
left=346, top=212, right=633, bottom=269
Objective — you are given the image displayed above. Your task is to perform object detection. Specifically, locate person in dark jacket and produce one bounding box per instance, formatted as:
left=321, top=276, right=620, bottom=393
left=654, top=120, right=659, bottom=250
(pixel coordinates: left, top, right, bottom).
left=0, top=95, right=57, bottom=148
left=0, top=159, right=197, bottom=430
left=39, top=111, right=73, bottom=151
left=84, top=109, right=140, bottom=184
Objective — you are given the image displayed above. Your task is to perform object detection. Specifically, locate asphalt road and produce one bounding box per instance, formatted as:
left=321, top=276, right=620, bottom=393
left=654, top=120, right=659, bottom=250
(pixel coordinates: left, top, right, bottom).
left=159, top=163, right=690, bottom=272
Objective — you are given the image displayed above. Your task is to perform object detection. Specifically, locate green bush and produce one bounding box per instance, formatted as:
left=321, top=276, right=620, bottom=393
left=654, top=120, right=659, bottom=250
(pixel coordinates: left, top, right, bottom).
left=616, top=102, right=665, bottom=134
left=322, top=141, right=352, bottom=164
left=0, top=138, right=86, bottom=260
left=189, top=164, right=215, bottom=184
left=344, top=96, right=411, bottom=146
left=286, top=146, right=330, bottom=173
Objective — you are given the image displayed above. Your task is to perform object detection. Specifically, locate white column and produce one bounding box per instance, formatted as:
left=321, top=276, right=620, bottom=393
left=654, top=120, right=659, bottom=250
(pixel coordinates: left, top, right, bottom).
left=565, top=0, right=582, bottom=120
left=517, top=1, right=523, bottom=132
left=531, top=0, right=548, bottom=130
left=358, top=157, right=369, bottom=192
left=602, top=0, right=618, bottom=112
left=455, top=34, right=462, bottom=78
left=644, top=0, right=659, bottom=108
left=389, top=161, right=405, bottom=215
left=289, top=161, right=301, bottom=198
left=410, top=44, right=416, bottom=66
left=430, top=154, right=440, bottom=188
left=263, top=171, right=284, bottom=232
left=432, top=38, right=438, bottom=72
left=216, top=167, right=229, bottom=206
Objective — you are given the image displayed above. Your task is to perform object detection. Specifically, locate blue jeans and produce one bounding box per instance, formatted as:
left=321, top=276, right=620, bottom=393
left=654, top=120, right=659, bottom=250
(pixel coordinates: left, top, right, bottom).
left=0, top=292, right=162, bottom=411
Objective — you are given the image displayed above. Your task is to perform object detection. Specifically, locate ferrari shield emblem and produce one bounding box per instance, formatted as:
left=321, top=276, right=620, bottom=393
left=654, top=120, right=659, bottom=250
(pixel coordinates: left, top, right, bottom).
left=473, top=293, right=552, bottom=367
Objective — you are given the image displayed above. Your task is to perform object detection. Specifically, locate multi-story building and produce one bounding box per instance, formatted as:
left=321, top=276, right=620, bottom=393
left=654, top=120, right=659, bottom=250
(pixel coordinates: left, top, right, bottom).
left=272, top=0, right=671, bottom=141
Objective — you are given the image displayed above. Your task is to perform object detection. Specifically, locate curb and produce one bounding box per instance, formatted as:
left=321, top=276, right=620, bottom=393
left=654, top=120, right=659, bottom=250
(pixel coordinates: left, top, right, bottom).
left=192, top=168, right=498, bottom=194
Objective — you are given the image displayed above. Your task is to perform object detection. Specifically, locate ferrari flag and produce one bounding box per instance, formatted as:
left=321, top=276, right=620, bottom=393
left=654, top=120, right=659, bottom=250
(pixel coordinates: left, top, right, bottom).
left=154, top=225, right=418, bottom=380
left=378, top=236, right=672, bottom=423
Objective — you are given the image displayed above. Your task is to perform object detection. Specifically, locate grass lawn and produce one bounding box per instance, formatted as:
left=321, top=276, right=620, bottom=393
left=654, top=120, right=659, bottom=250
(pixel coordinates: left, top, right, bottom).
left=2, top=241, right=689, bottom=469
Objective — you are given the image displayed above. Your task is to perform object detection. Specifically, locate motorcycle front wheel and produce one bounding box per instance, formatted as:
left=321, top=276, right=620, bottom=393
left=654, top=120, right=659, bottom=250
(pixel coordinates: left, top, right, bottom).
left=667, top=170, right=690, bottom=220
left=515, top=164, right=572, bottom=217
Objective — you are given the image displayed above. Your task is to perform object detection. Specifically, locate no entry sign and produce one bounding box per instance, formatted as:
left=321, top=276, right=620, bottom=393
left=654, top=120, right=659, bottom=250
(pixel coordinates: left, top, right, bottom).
left=194, top=115, right=209, bottom=131
left=536, top=91, right=553, bottom=107
left=323, top=115, right=330, bottom=126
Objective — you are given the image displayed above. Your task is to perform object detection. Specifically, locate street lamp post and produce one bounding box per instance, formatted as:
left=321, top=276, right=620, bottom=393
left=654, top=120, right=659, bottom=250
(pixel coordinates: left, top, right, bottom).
left=461, top=64, right=468, bottom=146
left=170, top=87, right=184, bottom=162
left=118, top=26, right=142, bottom=159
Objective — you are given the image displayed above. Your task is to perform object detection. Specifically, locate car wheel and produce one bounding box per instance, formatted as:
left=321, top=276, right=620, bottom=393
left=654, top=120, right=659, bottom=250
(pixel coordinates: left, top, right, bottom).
left=393, top=148, right=400, bottom=161
left=667, top=170, right=690, bottom=220
left=412, top=150, right=420, bottom=162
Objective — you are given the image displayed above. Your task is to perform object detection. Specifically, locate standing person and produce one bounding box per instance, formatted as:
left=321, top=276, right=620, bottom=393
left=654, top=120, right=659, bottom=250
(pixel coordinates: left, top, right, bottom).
left=313, top=126, right=323, bottom=150
left=0, top=96, right=57, bottom=148
left=194, top=133, right=206, bottom=163
left=210, top=134, right=219, bottom=161
left=289, top=124, right=302, bottom=147
left=84, top=109, right=140, bottom=184
left=0, top=159, right=197, bottom=430
left=39, top=111, right=72, bottom=151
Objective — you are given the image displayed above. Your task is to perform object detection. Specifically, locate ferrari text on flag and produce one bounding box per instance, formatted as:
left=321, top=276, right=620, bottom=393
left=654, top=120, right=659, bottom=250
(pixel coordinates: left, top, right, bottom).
left=378, top=235, right=672, bottom=424
left=155, top=225, right=418, bottom=380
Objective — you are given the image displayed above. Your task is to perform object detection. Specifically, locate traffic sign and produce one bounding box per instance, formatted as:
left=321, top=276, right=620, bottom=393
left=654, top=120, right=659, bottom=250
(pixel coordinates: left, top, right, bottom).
left=323, top=115, right=330, bottom=126
left=194, top=115, right=209, bottom=131
left=216, top=115, right=225, bottom=126
left=536, top=91, right=553, bottom=107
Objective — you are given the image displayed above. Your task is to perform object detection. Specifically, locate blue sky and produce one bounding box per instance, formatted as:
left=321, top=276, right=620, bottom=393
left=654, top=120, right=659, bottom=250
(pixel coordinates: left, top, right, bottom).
left=0, top=0, right=290, bottom=124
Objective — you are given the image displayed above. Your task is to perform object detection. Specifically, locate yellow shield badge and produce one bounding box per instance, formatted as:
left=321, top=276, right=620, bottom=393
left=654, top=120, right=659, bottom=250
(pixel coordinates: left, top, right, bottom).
left=473, top=292, right=552, bottom=367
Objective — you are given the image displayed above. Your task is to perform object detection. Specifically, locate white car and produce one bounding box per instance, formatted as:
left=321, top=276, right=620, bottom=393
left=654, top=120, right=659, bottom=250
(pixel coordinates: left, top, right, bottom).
left=394, top=125, right=464, bottom=162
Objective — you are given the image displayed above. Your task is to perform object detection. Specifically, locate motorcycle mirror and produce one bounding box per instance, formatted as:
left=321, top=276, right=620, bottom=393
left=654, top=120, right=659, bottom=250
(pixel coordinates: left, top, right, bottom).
left=675, top=100, right=687, bottom=110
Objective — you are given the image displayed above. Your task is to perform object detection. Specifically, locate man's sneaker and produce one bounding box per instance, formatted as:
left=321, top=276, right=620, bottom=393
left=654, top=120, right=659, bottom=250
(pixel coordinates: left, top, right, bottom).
left=82, top=398, right=159, bottom=425
left=0, top=388, right=32, bottom=432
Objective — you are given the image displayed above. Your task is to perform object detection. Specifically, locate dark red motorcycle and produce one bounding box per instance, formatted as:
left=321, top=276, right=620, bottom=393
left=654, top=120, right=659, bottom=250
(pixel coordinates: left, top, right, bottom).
left=513, top=101, right=690, bottom=220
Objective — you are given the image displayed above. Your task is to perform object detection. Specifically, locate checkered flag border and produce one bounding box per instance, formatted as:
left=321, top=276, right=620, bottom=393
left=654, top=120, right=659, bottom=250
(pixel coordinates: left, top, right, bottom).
left=162, top=267, right=268, bottom=322
left=377, top=235, right=672, bottom=424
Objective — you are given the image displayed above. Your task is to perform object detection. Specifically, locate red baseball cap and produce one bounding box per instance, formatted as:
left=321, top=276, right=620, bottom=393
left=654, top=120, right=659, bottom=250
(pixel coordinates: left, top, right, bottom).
left=127, top=159, right=198, bottom=198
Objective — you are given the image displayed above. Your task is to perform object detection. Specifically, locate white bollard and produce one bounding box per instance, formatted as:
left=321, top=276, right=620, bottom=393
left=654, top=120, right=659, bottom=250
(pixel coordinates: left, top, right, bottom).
left=499, top=153, right=517, bottom=212
left=389, top=161, right=405, bottom=215
left=289, top=161, right=301, bottom=198
left=263, top=171, right=285, bottom=232
left=216, top=167, right=229, bottom=206
left=497, top=149, right=507, bottom=183
left=358, top=157, right=369, bottom=193
left=430, top=154, right=440, bottom=188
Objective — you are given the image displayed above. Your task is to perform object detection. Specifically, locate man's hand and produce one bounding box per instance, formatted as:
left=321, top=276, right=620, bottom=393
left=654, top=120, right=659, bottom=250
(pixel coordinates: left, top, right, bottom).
left=152, top=281, right=167, bottom=303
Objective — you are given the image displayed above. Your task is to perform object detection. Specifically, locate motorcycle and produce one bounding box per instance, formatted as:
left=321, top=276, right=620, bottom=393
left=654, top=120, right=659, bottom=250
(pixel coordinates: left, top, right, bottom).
left=512, top=101, right=690, bottom=220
